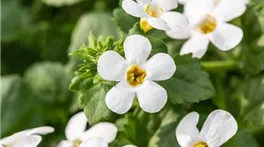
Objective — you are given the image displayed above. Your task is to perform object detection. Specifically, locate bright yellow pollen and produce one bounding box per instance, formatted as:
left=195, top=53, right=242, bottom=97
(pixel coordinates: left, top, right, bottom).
left=140, top=18, right=153, bottom=33
left=194, top=141, right=208, bottom=147
left=197, top=14, right=217, bottom=34
left=126, top=65, right=146, bottom=87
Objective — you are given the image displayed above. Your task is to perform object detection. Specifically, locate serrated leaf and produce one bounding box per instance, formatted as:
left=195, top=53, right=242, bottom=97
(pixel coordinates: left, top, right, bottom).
left=80, top=83, right=118, bottom=125
left=113, top=8, right=138, bottom=33
left=160, top=54, right=215, bottom=104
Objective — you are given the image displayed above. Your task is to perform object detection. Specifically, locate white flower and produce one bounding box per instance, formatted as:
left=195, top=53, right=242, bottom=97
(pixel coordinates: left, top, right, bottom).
left=122, top=0, right=188, bottom=33
left=176, top=110, right=238, bottom=147
left=0, top=126, right=54, bottom=147
left=80, top=138, right=137, bottom=147
left=178, top=0, right=249, bottom=5
left=97, top=35, right=176, bottom=114
left=57, top=112, right=118, bottom=147
left=167, top=0, right=246, bottom=58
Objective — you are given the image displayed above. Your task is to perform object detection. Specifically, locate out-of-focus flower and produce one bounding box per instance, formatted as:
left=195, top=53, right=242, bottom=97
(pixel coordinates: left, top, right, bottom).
left=167, top=0, right=246, bottom=58
left=79, top=138, right=136, bottom=147
left=57, top=112, right=117, bottom=147
left=176, top=110, right=238, bottom=147
left=0, top=126, right=54, bottom=147
left=122, top=0, right=188, bottom=33
left=97, top=35, right=176, bottom=114
left=178, top=0, right=249, bottom=5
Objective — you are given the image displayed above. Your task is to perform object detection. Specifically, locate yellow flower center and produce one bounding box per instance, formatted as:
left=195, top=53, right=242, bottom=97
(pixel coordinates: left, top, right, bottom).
left=73, top=139, right=82, bottom=147
left=194, top=141, right=208, bottom=147
left=197, top=14, right=217, bottom=34
left=126, top=65, right=146, bottom=87
left=140, top=18, right=153, bottom=33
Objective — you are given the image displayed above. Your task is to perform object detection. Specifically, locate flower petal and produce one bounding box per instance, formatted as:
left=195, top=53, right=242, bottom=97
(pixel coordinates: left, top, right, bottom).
left=143, top=53, right=176, bottom=81
left=184, top=0, right=214, bottom=24
left=161, top=12, right=189, bottom=29
left=0, top=134, right=41, bottom=147
left=199, top=110, right=238, bottom=146
left=122, top=0, right=148, bottom=18
left=212, top=0, right=246, bottom=22
left=147, top=17, right=171, bottom=31
left=105, top=82, right=135, bottom=114
left=136, top=81, right=167, bottom=113
left=210, top=23, right=243, bottom=51
left=26, top=126, right=54, bottom=136
left=176, top=112, right=200, bottom=147
left=180, top=33, right=209, bottom=58
left=80, top=137, right=108, bottom=147
left=98, top=51, right=128, bottom=81
left=57, top=140, right=76, bottom=147
left=81, top=122, right=117, bottom=143
left=123, top=145, right=137, bottom=147
left=166, top=25, right=192, bottom=39
left=152, top=0, right=178, bottom=11
left=124, top=35, right=152, bottom=65
left=136, top=0, right=150, bottom=5
left=65, top=111, right=88, bottom=141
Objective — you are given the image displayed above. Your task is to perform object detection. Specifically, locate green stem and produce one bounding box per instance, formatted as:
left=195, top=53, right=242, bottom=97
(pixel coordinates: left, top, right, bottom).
left=202, top=60, right=238, bottom=72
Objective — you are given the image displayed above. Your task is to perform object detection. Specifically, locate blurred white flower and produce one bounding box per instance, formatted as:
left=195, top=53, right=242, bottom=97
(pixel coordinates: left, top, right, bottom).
left=42, top=0, right=84, bottom=7
left=57, top=112, right=118, bottom=147
left=167, top=0, right=246, bottom=58
left=176, top=110, right=238, bottom=147
left=97, top=35, right=176, bottom=114
left=178, top=0, right=249, bottom=5
left=0, top=126, right=54, bottom=147
left=122, top=0, right=188, bottom=33
left=80, top=138, right=137, bottom=147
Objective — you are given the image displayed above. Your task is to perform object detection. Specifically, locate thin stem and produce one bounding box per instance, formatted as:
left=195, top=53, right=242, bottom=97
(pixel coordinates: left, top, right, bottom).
left=202, top=60, right=238, bottom=72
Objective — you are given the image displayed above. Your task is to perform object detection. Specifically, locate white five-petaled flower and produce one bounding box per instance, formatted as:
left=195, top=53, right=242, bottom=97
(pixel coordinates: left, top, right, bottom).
left=178, top=0, right=249, bottom=5
left=176, top=110, right=238, bottom=147
left=97, top=35, right=176, bottom=114
left=167, top=0, right=246, bottom=58
left=57, top=112, right=118, bottom=147
left=0, top=126, right=54, bottom=147
left=122, top=0, right=188, bottom=33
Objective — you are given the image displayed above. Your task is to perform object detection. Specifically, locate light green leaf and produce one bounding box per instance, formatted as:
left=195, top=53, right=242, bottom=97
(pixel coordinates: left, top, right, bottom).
left=42, top=0, right=85, bottom=7
left=113, top=8, right=138, bottom=33
left=160, top=54, right=215, bottom=104
left=68, top=12, right=121, bottom=53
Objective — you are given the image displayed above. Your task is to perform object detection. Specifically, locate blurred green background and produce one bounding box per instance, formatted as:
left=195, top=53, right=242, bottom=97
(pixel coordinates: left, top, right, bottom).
left=1, top=0, right=264, bottom=147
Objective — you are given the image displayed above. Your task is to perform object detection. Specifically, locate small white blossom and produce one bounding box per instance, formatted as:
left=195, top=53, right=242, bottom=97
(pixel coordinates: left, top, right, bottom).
left=97, top=35, right=176, bottom=114
left=176, top=110, right=238, bottom=147
left=167, top=0, right=246, bottom=58
left=57, top=112, right=117, bottom=147
left=0, top=126, right=54, bottom=147
left=122, top=0, right=188, bottom=33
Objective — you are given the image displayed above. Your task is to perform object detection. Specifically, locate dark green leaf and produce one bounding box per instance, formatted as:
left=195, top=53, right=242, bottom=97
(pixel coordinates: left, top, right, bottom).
left=160, top=54, right=215, bottom=104
left=113, top=8, right=138, bottom=33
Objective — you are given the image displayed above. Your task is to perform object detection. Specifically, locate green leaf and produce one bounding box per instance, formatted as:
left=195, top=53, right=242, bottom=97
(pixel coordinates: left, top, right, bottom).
left=128, top=22, right=144, bottom=36
left=24, top=62, right=72, bottom=104
left=223, top=130, right=259, bottom=147
left=241, top=6, right=264, bottom=75
left=1, top=75, right=45, bottom=137
left=160, top=54, right=215, bottom=104
left=68, top=12, right=121, bottom=54
left=80, top=83, right=118, bottom=125
left=1, top=0, right=31, bottom=42
left=113, top=8, right=138, bottom=33
left=149, top=37, right=168, bottom=55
